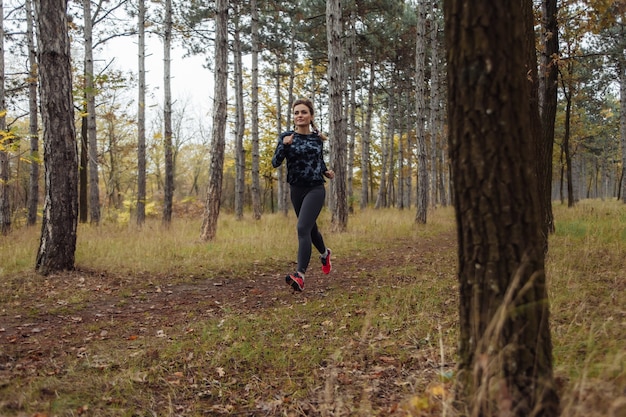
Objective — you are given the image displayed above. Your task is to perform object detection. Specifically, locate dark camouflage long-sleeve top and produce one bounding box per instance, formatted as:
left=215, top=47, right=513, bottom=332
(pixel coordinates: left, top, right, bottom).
left=272, top=130, right=328, bottom=187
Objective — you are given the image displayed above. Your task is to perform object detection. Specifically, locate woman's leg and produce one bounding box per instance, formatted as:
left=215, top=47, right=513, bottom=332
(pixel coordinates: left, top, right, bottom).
left=291, top=185, right=326, bottom=274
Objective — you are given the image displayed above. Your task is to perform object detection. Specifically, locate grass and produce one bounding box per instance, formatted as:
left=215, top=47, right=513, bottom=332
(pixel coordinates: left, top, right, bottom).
left=0, top=201, right=624, bottom=416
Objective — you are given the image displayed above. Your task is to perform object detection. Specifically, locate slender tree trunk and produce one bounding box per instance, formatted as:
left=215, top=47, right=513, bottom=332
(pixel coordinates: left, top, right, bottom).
left=385, top=87, right=396, bottom=207
left=35, top=0, right=78, bottom=274
left=83, top=0, right=100, bottom=224
left=563, top=91, right=574, bottom=207
left=398, top=102, right=405, bottom=209
left=136, top=0, right=146, bottom=225
left=26, top=0, right=39, bottom=226
left=538, top=0, right=558, bottom=236
left=274, top=61, right=287, bottom=215
left=619, top=58, right=626, bottom=203
left=415, top=0, right=428, bottom=223
left=429, top=1, right=440, bottom=207
left=233, top=13, right=245, bottom=220
left=375, top=96, right=389, bottom=209
left=444, top=1, right=560, bottom=415
left=79, top=112, right=88, bottom=222
left=162, top=0, right=173, bottom=224
left=347, top=11, right=357, bottom=214
left=200, top=0, right=228, bottom=241
left=360, top=62, right=374, bottom=210
left=0, top=0, right=9, bottom=235
left=250, top=0, right=262, bottom=219
left=403, top=93, right=413, bottom=209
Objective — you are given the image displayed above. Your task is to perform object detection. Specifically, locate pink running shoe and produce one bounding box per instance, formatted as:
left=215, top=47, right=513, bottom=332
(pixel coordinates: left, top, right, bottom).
left=285, top=272, right=304, bottom=292
left=320, top=249, right=332, bottom=275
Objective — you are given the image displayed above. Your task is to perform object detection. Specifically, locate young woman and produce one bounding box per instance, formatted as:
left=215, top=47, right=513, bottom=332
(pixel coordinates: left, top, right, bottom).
left=272, top=98, right=334, bottom=292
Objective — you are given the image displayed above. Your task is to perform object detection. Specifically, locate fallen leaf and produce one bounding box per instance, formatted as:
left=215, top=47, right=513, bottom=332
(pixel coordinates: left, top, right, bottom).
left=429, top=384, right=446, bottom=397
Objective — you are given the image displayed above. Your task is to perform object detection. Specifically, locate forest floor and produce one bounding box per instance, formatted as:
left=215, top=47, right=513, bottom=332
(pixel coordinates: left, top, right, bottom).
left=0, top=220, right=624, bottom=416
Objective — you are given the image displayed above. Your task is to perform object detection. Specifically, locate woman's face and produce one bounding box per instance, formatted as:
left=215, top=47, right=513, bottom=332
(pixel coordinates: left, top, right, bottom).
left=293, top=104, right=313, bottom=129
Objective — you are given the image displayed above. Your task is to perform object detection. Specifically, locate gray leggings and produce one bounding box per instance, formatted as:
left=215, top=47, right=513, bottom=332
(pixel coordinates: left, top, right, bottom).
left=290, top=184, right=327, bottom=274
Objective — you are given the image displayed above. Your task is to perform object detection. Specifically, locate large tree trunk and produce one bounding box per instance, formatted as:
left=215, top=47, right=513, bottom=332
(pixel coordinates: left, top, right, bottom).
left=162, top=0, right=174, bottom=224
left=444, top=0, right=560, bottom=415
left=327, top=0, right=347, bottom=231
left=250, top=0, right=262, bottom=220
left=200, top=0, right=228, bottom=241
left=83, top=0, right=100, bottom=224
left=25, top=0, right=40, bottom=227
left=415, top=0, right=428, bottom=223
left=136, top=0, right=146, bottom=225
left=35, top=0, right=78, bottom=274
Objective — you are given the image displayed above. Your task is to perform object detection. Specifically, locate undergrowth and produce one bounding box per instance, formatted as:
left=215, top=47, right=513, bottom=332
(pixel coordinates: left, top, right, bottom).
left=0, top=201, right=624, bottom=416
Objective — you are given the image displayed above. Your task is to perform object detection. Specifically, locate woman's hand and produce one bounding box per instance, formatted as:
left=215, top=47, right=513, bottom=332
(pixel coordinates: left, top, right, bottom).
left=283, top=134, right=294, bottom=145
left=325, top=170, right=335, bottom=179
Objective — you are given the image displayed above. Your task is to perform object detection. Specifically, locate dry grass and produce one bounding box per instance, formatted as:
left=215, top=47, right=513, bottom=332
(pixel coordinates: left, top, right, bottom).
left=0, top=202, right=624, bottom=416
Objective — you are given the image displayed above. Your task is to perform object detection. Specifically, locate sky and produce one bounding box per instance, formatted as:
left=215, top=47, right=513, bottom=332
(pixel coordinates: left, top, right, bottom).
left=101, top=35, right=215, bottom=120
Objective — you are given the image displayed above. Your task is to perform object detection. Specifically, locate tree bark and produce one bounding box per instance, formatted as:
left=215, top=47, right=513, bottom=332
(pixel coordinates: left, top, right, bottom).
left=0, top=0, right=9, bottom=235
left=618, top=58, right=626, bottom=203
left=429, top=1, right=440, bottom=207
left=444, top=0, right=560, bottom=415
left=250, top=0, right=262, bottom=220
left=25, top=0, right=40, bottom=227
left=347, top=10, right=357, bottom=214
left=274, top=61, right=287, bottom=215
left=538, top=0, right=558, bottom=236
left=83, top=0, right=100, bottom=224
left=415, top=0, right=428, bottom=223
left=233, top=10, right=245, bottom=220
left=162, top=0, right=174, bottom=224
left=327, top=0, right=347, bottom=231
left=136, top=0, right=147, bottom=225
left=35, top=0, right=78, bottom=274
left=200, top=0, right=228, bottom=241
left=360, top=62, right=374, bottom=210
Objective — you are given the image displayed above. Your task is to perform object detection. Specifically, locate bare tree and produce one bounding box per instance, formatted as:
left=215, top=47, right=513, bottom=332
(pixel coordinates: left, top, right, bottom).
left=200, top=0, right=228, bottom=241
left=444, top=0, right=560, bottom=415
left=35, top=0, right=79, bottom=274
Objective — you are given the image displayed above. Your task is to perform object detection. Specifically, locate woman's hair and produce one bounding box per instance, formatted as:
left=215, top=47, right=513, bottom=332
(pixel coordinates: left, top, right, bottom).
left=292, top=98, right=327, bottom=140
